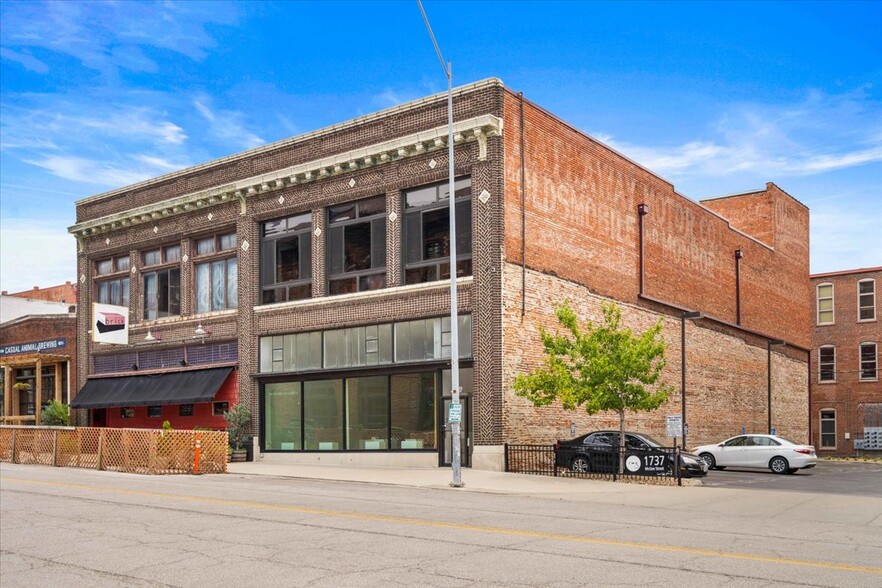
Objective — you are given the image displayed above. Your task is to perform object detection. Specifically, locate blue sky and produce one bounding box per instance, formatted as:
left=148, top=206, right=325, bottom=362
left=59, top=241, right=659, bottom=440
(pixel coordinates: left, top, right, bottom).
left=1, top=0, right=880, bottom=293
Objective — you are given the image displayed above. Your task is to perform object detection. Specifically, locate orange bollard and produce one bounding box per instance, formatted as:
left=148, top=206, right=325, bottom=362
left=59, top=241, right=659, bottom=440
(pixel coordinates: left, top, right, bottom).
left=193, top=432, right=202, bottom=474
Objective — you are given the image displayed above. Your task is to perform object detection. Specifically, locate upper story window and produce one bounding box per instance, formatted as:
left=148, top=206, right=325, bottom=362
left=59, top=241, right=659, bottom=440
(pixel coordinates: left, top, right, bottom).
left=195, top=233, right=238, bottom=314
left=327, top=195, right=387, bottom=295
left=261, top=212, right=312, bottom=304
left=818, top=346, right=835, bottom=382
left=142, top=244, right=180, bottom=320
left=816, top=283, right=834, bottom=325
left=95, top=255, right=130, bottom=307
left=860, top=342, right=878, bottom=381
left=858, top=279, right=876, bottom=321
left=403, top=177, right=472, bottom=285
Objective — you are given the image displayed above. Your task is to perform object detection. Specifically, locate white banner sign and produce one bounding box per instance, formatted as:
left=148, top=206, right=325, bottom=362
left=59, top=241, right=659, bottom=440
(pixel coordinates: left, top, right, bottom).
left=92, top=303, right=130, bottom=345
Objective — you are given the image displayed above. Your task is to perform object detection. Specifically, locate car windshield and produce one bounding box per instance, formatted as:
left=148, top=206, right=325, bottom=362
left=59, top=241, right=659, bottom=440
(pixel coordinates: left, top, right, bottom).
left=636, top=434, right=664, bottom=447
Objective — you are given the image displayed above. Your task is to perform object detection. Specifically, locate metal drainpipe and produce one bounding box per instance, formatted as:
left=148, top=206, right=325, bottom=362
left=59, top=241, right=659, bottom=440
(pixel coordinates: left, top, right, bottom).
left=637, top=204, right=649, bottom=295
left=520, top=92, right=526, bottom=318
left=735, top=249, right=743, bottom=325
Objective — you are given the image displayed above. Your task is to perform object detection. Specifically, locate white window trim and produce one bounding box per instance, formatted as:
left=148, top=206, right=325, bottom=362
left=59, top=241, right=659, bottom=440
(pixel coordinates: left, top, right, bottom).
left=818, top=345, right=836, bottom=383
left=816, top=282, right=834, bottom=325
left=859, top=341, right=878, bottom=382
left=857, top=278, right=876, bottom=322
left=819, top=408, right=836, bottom=450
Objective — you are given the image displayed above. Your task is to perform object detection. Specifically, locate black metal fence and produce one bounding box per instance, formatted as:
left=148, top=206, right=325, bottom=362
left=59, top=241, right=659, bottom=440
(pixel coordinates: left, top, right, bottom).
left=504, top=443, right=683, bottom=485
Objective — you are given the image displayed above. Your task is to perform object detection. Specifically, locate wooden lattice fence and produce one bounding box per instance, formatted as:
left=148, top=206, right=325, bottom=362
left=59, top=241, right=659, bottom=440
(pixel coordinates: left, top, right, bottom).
left=0, top=426, right=228, bottom=474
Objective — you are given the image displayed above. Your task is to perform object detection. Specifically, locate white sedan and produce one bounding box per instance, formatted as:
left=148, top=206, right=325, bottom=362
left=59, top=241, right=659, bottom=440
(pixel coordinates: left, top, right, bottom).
left=692, top=434, right=817, bottom=474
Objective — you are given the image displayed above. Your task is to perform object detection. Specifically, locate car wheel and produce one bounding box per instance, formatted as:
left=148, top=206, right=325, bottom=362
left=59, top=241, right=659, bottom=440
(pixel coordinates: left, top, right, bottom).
left=570, top=456, right=590, bottom=473
left=699, top=453, right=716, bottom=469
left=769, top=456, right=789, bottom=474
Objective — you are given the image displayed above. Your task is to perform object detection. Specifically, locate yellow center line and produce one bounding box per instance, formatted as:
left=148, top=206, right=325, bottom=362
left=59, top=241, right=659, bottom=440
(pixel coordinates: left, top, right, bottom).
left=4, top=476, right=880, bottom=576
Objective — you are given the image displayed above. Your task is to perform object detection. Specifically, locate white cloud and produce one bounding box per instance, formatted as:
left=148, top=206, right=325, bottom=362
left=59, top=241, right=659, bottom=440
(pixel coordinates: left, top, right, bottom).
left=0, top=47, right=48, bottom=73
left=194, top=97, right=264, bottom=150
left=23, top=154, right=186, bottom=187
left=809, top=204, right=882, bottom=274
left=0, top=219, right=77, bottom=293
left=597, top=88, right=882, bottom=180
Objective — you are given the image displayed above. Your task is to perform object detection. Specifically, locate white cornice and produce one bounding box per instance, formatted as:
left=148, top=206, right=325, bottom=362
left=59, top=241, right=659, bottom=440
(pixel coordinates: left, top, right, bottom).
left=69, top=114, right=503, bottom=238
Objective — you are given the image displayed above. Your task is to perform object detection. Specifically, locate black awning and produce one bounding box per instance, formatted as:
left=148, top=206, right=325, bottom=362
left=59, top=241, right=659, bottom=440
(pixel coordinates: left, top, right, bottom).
left=71, top=367, right=234, bottom=409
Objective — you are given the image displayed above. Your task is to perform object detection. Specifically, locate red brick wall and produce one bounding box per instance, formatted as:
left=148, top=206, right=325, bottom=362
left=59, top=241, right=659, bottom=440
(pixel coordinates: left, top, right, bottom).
left=501, top=90, right=810, bottom=349
left=4, top=282, right=77, bottom=304
left=810, top=268, right=882, bottom=455
left=502, top=266, right=810, bottom=447
left=103, top=370, right=238, bottom=430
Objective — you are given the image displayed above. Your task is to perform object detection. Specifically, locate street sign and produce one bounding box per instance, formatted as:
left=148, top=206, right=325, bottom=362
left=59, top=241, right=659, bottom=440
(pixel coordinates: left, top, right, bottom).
left=666, top=414, right=683, bottom=438
left=448, top=403, right=462, bottom=424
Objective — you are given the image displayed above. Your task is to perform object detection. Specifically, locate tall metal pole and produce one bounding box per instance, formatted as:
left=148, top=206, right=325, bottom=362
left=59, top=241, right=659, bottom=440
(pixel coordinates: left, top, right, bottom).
left=418, top=0, right=462, bottom=487
left=767, top=340, right=772, bottom=434
left=681, top=315, right=686, bottom=450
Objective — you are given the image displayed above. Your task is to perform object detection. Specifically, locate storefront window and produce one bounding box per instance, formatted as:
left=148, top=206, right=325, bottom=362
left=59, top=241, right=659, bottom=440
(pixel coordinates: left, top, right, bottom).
left=265, top=382, right=302, bottom=450
left=346, top=376, right=388, bottom=450
left=304, top=379, right=343, bottom=450
left=390, top=372, right=436, bottom=449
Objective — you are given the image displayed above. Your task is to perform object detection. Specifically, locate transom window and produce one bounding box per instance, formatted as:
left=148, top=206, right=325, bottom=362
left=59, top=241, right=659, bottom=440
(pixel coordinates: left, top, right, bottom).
left=818, top=346, right=835, bottom=382
left=261, top=212, right=312, bottom=304
left=858, top=279, right=876, bottom=321
left=820, top=409, right=836, bottom=448
left=95, top=255, right=130, bottom=307
left=816, top=283, right=834, bottom=325
left=195, top=232, right=238, bottom=313
left=403, top=177, right=472, bottom=284
left=860, top=342, right=878, bottom=381
left=142, top=244, right=181, bottom=320
left=327, top=195, right=387, bottom=295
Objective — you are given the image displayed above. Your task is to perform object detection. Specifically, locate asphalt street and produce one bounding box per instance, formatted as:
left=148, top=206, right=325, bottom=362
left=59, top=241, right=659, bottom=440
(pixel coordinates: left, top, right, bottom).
left=1, top=462, right=881, bottom=587
left=699, top=459, right=882, bottom=496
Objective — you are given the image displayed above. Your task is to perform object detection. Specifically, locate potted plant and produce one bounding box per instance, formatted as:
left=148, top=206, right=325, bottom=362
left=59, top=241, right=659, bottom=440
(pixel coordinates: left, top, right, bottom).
left=40, top=400, right=70, bottom=426
left=223, top=403, right=251, bottom=462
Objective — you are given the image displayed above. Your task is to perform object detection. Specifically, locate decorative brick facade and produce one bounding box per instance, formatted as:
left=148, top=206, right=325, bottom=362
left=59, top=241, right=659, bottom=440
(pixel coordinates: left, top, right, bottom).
left=810, top=267, right=882, bottom=456
left=69, top=79, right=810, bottom=469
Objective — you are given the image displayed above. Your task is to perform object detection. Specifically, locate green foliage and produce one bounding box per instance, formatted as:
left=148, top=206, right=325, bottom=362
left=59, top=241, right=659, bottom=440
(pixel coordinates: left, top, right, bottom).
left=161, top=420, right=173, bottom=431
left=40, top=400, right=70, bottom=426
left=223, top=404, right=251, bottom=450
left=514, top=300, right=672, bottom=470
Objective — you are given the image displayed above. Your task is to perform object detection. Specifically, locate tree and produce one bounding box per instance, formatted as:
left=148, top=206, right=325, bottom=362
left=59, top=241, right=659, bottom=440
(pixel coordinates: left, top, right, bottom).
left=40, top=400, right=71, bottom=426
left=223, top=404, right=251, bottom=451
left=514, top=300, right=672, bottom=473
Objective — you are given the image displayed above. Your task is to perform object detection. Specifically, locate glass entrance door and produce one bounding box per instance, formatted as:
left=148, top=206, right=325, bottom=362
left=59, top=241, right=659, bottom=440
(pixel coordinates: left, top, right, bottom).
left=439, top=368, right=472, bottom=467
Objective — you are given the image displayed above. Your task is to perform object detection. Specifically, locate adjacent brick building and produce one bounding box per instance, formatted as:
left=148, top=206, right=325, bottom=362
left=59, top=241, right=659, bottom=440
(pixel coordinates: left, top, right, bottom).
left=810, top=267, right=881, bottom=456
left=1, top=294, right=77, bottom=424
left=68, top=79, right=810, bottom=469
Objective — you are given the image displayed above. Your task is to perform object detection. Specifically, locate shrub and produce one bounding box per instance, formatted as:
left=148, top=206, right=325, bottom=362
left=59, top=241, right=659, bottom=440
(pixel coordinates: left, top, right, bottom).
left=40, top=400, right=70, bottom=426
left=162, top=420, right=173, bottom=431
left=223, top=404, right=251, bottom=450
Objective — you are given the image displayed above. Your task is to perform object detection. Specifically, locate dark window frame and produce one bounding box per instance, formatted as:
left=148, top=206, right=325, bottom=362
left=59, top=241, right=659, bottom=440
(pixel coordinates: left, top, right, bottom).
left=213, top=401, right=229, bottom=416
left=120, top=407, right=135, bottom=419
left=95, top=254, right=131, bottom=307
left=179, top=404, right=194, bottom=417
left=820, top=409, right=836, bottom=448
left=818, top=346, right=836, bottom=382
left=859, top=342, right=878, bottom=381
left=403, top=177, right=472, bottom=285
left=141, top=243, right=181, bottom=320
left=147, top=405, right=162, bottom=418
left=260, top=212, right=313, bottom=304
left=326, top=195, right=387, bottom=295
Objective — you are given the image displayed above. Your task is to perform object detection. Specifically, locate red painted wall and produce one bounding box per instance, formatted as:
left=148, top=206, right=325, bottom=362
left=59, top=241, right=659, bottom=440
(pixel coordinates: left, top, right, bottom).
left=103, top=370, right=238, bottom=430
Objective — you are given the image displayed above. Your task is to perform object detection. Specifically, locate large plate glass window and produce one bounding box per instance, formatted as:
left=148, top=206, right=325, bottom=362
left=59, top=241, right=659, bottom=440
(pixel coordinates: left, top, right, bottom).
left=403, top=177, right=472, bottom=284
left=265, top=382, right=302, bottom=450
left=95, top=255, right=130, bottom=307
left=304, top=379, right=343, bottom=450
left=327, top=196, right=387, bottom=295
left=858, top=279, right=876, bottom=321
left=860, top=342, right=878, bottom=381
left=818, top=346, right=835, bottom=382
left=390, top=372, right=436, bottom=449
left=142, top=245, right=180, bottom=320
left=816, top=283, right=834, bottom=325
left=346, top=376, right=389, bottom=450
left=261, top=213, right=312, bottom=304
left=194, top=232, right=238, bottom=313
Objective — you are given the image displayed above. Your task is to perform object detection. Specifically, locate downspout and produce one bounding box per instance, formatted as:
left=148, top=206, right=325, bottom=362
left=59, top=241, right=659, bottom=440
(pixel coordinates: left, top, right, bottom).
left=735, top=249, right=743, bottom=325
left=520, top=92, right=527, bottom=318
left=807, top=349, right=812, bottom=446
left=637, top=204, right=649, bottom=295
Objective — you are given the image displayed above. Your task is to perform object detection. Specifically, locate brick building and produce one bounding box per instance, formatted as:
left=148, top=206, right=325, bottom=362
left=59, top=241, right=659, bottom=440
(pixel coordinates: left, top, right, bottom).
left=68, top=79, right=810, bottom=469
left=1, top=294, right=77, bottom=424
left=2, top=281, right=77, bottom=304
left=810, top=267, right=881, bottom=456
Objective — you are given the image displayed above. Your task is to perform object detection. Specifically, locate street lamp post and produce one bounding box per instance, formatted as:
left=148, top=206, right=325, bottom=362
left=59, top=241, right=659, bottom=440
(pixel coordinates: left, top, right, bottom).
left=417, top=0, right=463, bottom=487
left=680, top=311, right=703, bottom=449
left=767, top=339, right=786, bottom=434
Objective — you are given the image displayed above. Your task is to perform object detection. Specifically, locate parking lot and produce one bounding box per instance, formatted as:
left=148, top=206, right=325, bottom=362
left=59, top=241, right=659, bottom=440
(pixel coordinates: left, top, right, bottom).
left=699, top=459, right=882, bottom=496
